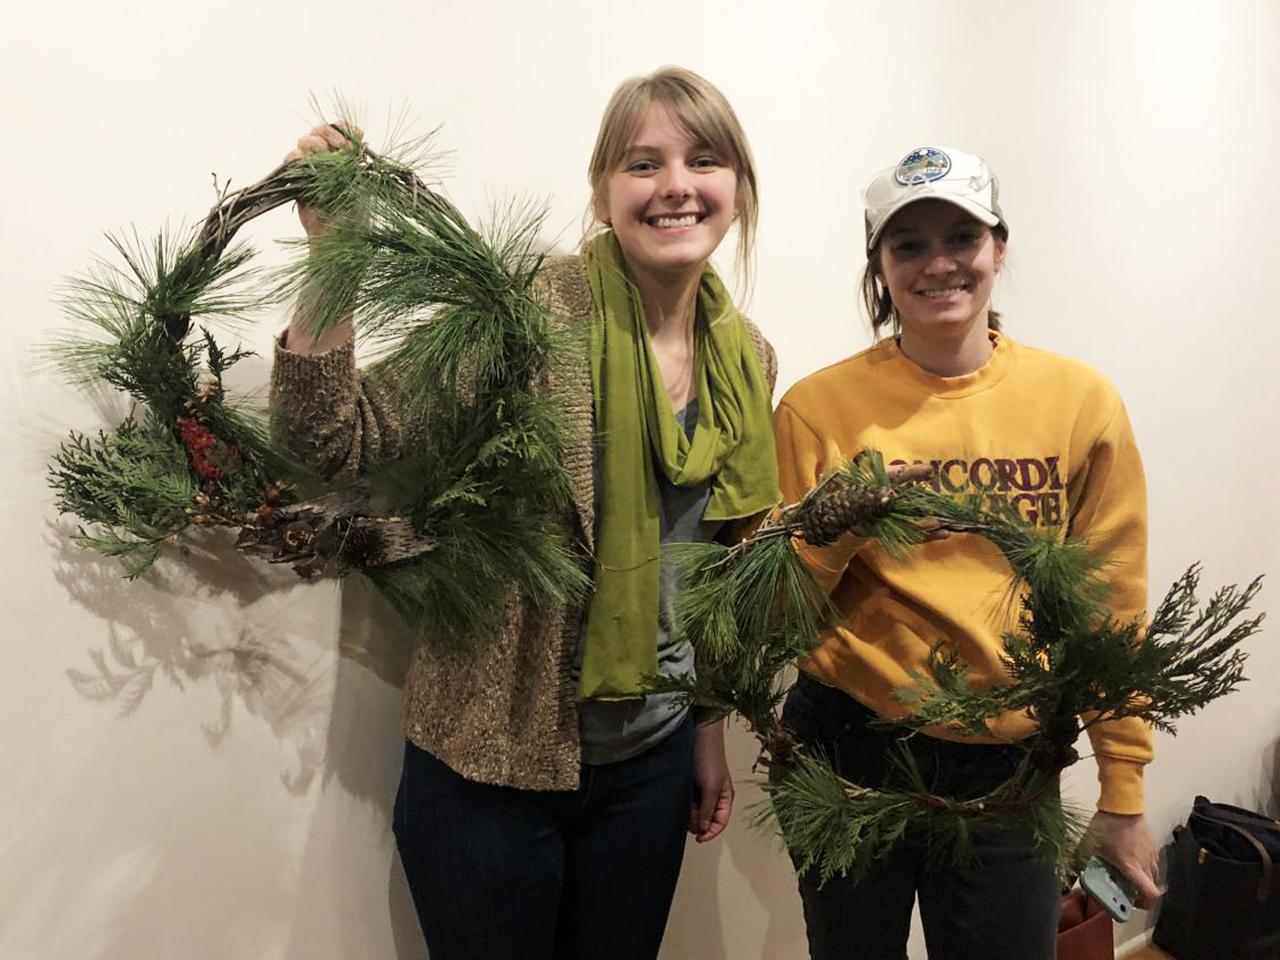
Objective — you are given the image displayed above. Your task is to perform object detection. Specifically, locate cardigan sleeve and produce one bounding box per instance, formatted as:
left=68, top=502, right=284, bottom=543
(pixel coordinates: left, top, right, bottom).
left=269, top=336, right=408, bottom=482
left=743, top=318, right=777, bottom=396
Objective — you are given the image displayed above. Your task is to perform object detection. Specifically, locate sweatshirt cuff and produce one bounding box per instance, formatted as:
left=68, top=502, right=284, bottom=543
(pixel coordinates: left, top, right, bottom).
left=1096, top=756, right=1146, bottom=815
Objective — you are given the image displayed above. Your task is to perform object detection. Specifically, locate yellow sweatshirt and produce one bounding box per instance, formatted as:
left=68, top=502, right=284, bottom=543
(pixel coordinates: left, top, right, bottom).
left=774, top=333, right=1154, bottom=814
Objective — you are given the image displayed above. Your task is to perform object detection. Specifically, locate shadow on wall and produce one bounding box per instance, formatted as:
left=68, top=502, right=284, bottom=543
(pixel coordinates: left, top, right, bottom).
left=51, top=514, right=426, bottom=959
left=49, top=520, right=334, bottom=791
left=284, top=575, right=426, bottom=960
left=50, top=514, right=428, bottom=960
left=662, top=721, right=807, bottom=960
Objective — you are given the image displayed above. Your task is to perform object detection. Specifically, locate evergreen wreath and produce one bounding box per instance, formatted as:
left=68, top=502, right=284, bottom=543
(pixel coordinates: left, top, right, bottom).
left=47, top=124, right=586, bottom=648
left=662, top=451, right=1265, bottom=883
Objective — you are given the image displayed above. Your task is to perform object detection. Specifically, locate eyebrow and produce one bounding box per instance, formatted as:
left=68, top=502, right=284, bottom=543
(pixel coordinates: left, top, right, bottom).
left=623, top=139, right=716, bottom=160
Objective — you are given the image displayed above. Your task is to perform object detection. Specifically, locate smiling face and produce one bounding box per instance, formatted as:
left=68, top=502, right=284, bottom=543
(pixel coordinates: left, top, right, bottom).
left=593, top=104, right=738, bottom=285
left=876, top=198, right=1006, bottom=338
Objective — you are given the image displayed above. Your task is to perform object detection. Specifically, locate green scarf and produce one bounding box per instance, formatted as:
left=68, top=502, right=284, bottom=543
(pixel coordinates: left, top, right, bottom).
left=580, top=232, right=780, bottom=700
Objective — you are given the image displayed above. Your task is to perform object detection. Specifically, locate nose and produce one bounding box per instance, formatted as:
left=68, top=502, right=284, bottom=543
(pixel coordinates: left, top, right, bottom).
left=923, top=242, right=958, bottom=275
left=657, top=164, right=693, bottom=202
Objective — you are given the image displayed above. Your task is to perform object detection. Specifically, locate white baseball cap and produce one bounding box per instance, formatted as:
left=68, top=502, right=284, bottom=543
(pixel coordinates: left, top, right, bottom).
left=863, top=146, right=1005, bottom=251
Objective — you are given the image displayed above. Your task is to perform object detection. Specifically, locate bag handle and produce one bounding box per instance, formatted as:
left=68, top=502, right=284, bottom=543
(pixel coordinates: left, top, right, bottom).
left=1195, top=797, right=1280, bottom=832
left=1196, top=813, right=1275, bottom=902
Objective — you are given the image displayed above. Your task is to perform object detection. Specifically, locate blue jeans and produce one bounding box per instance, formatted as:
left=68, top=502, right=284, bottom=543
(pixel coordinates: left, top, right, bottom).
left=392, top=714, right=695, bottom=960
left=781, top=675, right=1060, bottom=960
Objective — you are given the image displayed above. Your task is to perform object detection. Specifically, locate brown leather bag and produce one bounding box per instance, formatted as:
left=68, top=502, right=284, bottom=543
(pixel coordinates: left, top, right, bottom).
left=1058, top=888, right=1114, bottom=960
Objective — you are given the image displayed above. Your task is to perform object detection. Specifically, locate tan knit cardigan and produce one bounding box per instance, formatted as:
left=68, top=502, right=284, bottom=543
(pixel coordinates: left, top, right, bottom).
left=270, top=255, right=777, bottom=790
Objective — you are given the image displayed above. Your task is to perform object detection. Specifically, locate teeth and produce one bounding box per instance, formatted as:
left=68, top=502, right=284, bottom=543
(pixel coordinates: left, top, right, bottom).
left=652, top=214, right=698, bottom=228
left=920, top=286, right=966, bottom=298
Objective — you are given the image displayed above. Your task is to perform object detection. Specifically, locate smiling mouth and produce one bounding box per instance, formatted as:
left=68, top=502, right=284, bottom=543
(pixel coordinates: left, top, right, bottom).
left=646, top=212, right=704, bottom=229
left=917, top=284, right=971, bottom=299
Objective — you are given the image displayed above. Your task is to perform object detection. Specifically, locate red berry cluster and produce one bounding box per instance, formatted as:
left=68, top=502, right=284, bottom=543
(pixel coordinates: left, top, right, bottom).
left=176, top=415, right=236, bottom=483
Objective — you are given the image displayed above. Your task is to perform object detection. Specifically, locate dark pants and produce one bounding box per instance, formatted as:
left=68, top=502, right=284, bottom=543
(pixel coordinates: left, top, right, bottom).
left=782, top=675, right=1060, bottom=960
left=392, top=715, right=695, bottom=960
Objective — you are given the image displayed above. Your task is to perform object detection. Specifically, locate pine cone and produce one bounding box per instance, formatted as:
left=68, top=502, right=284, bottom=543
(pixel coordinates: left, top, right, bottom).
left=799, top=484, right=896, bottom=546
left=337, top=521, right=386, bottom=567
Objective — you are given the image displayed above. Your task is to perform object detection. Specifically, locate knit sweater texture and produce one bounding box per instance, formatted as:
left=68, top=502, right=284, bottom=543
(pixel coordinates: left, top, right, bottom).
left=773, top=332, right=1154, bottom=814
left=270, top=255, right=776, bottom=790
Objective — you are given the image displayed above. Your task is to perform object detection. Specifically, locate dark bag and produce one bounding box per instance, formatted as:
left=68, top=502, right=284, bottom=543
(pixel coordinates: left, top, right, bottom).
left=1153, top=795, right=1280, bottom=959
left=1057, top=888, right=1114, bottom=960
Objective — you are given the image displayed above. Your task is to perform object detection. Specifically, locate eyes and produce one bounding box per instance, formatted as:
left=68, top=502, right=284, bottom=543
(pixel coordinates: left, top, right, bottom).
left=624, top=154, right=723, bottom=175
left=889, top=230, right=983, bottom=258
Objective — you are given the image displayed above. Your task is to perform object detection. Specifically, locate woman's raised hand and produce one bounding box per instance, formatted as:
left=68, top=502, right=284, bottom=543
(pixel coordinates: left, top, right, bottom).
left=283, top=123, right=363, bottom=239
left=280, top=123, right=362, bottom=354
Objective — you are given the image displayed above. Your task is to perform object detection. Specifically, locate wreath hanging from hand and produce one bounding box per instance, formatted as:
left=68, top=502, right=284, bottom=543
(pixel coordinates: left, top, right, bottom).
left=48, top=124, right=586, bottom=648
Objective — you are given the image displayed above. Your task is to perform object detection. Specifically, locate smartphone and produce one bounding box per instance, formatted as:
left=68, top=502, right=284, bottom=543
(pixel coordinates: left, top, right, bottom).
left=1079, top=856, right=1139, bottom=922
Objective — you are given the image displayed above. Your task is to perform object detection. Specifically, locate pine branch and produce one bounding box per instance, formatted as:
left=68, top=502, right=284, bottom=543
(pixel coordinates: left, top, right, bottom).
left=761, top=750, right=919, bottom=884
left=761, top=743, right=1090, bottom=885
left=364, top=505, right=587, bottom=649
left=277, top=160, right=557, bottom=422
left=666, top=535, right=834, bottom=733
left=48, top=228, right=264, bottom=400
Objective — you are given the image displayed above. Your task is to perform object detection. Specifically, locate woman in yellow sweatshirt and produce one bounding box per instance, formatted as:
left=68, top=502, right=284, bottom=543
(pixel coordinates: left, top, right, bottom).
left=774, top=146, right=1158, bottom=960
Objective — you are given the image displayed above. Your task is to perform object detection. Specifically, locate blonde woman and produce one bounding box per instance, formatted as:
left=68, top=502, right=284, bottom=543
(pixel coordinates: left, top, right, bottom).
left=273, top=68, right=778, bottom=959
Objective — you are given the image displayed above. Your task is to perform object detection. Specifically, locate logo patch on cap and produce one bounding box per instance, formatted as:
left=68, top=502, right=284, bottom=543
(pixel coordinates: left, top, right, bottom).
left=895, top=147, right=951, bottom=186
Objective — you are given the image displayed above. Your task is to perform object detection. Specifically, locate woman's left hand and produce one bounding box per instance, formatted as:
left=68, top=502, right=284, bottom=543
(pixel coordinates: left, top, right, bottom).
left=1086, top=811, right=1162, bottom=908
left=690, top=718, right=734, bottom=843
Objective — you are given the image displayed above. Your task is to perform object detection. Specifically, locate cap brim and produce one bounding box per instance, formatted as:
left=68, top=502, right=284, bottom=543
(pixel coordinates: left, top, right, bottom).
left=866, top=193, right=1001, bottom=251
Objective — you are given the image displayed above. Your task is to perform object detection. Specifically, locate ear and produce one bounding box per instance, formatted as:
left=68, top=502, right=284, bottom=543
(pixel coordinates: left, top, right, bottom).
left=868, top=246, right=884, bottom=279
left=592, top=190, right=610, bottom=226
left=993, top=235, right=1007, bottom=272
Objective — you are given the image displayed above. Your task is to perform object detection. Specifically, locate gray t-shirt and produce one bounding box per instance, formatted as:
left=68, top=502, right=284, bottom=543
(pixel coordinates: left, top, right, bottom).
left=576, top=398, right=721, bottom=765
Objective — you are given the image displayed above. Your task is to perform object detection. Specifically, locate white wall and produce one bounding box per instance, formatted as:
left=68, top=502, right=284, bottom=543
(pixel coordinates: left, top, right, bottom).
left=2, top=1, right=1277, bottom=957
